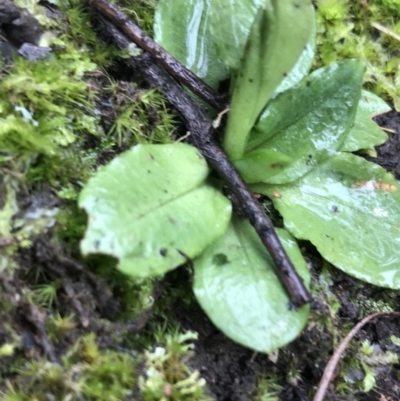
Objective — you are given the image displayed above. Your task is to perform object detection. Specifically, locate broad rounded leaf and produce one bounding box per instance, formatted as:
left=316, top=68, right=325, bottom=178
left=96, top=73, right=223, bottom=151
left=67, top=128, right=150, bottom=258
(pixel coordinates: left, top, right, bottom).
left=223, top=0, right=315, bottom=160
left=79, top=143, right=232, bottom=277
left=341, top=90, right=390, bottom=152
left=248, top=61, right=364, bottom=184
left=233, top=148, right=292, bottom=184
left=253, top=153, right=400, bottom=288
left=154, top=0, right=228, bottom=89
left=193, top=216, right=310, bottom=352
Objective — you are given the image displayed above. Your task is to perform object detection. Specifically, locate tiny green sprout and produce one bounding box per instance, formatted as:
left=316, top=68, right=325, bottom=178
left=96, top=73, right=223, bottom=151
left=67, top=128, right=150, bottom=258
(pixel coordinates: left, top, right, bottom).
left=286, top=367, right=302, bottom=387
left=33, top=281, right=61, bottom=308
left=361, top=363, right=376, bottom=393
left=390, top=335, right=400, bottom=347
left=107, top=86, right=176, bottom=146
left=67, top=333, right=100, bottom=364
left=2, top=383, right=27, bottom=401
left=360, top=340, right=374, bottom=357
left=47, top=313, right=76, bottom=340
left=0, top=343, right=16, bottom=358
left=256, top=374, right=283, bottom=401
left=335, top=381, right=353, bottom=396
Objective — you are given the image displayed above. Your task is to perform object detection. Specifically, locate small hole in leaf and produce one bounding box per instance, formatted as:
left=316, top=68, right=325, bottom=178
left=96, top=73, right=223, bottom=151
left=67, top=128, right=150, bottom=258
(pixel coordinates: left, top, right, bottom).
left=159, top=248, right=167, bottom=257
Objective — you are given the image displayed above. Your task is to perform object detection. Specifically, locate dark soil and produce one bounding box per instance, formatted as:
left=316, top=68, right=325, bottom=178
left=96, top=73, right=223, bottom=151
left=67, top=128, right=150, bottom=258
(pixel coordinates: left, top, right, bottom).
left=168, top=248, right=400, bottom=401
left=165, top=112, right=400, bottom=401
left=1, top=2, right=400, bottom=401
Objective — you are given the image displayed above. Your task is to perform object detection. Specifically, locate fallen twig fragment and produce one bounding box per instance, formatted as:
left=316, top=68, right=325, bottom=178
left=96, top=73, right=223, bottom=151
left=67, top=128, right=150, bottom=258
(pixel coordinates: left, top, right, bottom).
left=88, top=0, right=227, bottom=112
left=93, top=15, right=312, bottom=307
left=313, top=311, right=400, bottom=401
left=371, top=22, right=400, bottom=42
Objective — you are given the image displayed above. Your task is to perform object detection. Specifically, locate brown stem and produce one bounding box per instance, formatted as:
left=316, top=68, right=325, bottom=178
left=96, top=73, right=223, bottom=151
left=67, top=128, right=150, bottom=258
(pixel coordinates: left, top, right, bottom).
left=88, top=0, right=227, bottom=111
left=97, top=19, right=311, bottom=307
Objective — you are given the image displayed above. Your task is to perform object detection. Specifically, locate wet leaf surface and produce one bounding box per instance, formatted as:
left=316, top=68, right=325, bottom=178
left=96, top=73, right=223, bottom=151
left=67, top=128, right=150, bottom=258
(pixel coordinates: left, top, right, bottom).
left=342, top=90, right=390, bottom=152
left=233, top=148, right=292, bottom=184
left=223, top=0, right=314, bottom=160
left=209, top=0, right=264, bottom=70
left=248, top=61, right=364, bottom=184
left=79, top=143, right=232, bottom=277
left=193, top=216, right=310, bottom=352
left=154, top=0, right=228, bottom=89
left=253, top=153, right=400, bottom=288
left=274, top=22, right=316, bottom=94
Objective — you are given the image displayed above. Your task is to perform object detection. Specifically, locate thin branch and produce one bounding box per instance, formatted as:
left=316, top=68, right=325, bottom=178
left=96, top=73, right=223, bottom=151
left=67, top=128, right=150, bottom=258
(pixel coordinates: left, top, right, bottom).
left=313, top=311, right=400, bottom=401
left=96, top=18, right=311, bottom=307
left=88, top=0, right=227, bottom=111
left=371, top=22, right=400, bottom=42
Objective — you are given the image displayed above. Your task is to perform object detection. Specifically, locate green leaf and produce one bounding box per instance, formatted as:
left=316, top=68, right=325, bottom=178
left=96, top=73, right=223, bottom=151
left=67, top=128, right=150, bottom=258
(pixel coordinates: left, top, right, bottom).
left=341, top=90, right=390, bottom=153
left=233, top=148, right=292, bottom=184
left=275, top=21, right=316, bottom=94
left=193, top=216, right=310, bottom=352
left=223, top=0, right=315, bottom=160
left=253, top=153, right=400, bottom=288
left=209, top=0, right=264, bottom=70
left=154, top=0, right=229, bottom=89
left=247, top=61, right=364, bottom=184
left=79, top=143, right=232, bottom=277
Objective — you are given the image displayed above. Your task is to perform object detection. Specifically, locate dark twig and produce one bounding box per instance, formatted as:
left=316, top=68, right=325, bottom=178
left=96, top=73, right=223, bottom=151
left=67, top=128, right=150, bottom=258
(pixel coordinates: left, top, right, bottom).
left=88, top=0, right=227, bottom=111
left=96, top=19, right=311, bottom=307
left=313, top=311, right=400, bottom=401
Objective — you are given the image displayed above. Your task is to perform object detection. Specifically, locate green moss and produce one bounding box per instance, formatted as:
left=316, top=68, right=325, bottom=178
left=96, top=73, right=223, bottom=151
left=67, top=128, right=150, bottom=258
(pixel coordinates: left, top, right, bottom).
left=255, top=374, right=282, bottom=401
left=316, top=0, right=400, bottom=109
left=0, top=0, right=177, bottom=275
left=2, top=334, right=136, bottom=401
left=120, top=0, right=157, bottom=35
left=139, top=329, right=211, bottom=401
left=0, top=1, right=182, bottom=399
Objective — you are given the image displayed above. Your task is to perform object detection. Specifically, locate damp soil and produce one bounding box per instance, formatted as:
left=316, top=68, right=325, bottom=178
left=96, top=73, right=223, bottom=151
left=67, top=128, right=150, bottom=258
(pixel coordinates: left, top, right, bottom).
left=3, top=123, right=400, bottom=399
left=160, top=112, right=400, bottom=401
left=4, top=115, right=400, bottom=400
left=2, top=3, right=400, bottom=401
